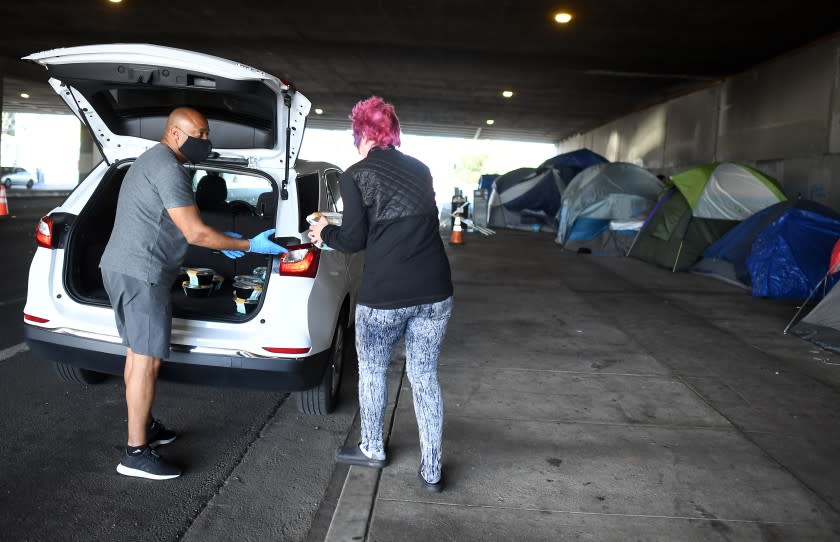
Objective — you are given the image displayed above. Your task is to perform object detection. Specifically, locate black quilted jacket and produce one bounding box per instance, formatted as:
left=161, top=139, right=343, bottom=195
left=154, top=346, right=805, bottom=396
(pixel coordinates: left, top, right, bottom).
left=321, top=146, right=453, bottom=309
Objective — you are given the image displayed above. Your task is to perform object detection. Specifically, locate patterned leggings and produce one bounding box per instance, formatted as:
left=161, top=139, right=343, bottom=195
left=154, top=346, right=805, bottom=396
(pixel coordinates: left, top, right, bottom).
left=355, top=297, right=453, bottom=483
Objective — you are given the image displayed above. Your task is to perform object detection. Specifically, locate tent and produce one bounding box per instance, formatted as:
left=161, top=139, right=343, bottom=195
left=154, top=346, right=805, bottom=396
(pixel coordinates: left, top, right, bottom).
left=748, top=209, right=840, bottom=300
left=539, top=148, right=608, bottom=183
left=487, top=167, right=565, bottom=231
left=790, top=282, right=840, bottom=353
left=791, top=240, right=840, bottom=351
left=555, top=162, right=663, bottom=255
left=692, top=199, right=840, bottom=294
left=628, top=163, right=786, bottom=271
left=478, top=174, right=499, bottom=193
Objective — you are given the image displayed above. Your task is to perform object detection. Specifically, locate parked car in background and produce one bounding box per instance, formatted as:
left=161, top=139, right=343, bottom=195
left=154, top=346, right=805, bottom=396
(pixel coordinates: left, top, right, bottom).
left=1, top=166, right=35, bottom=188
left=22, top=44, right=362, bottom=415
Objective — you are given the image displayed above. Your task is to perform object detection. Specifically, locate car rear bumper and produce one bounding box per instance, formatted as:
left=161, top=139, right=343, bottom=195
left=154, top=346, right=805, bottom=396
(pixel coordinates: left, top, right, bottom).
left=24, top=325, right=329, bottom=391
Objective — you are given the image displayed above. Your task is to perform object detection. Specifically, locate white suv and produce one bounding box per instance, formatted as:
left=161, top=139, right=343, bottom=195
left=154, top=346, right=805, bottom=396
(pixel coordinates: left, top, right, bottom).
left=22, top=44, right=361, bottom=415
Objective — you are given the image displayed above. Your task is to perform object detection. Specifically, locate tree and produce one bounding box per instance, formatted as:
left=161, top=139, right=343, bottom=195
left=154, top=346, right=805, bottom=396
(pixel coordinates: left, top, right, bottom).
left=453, top=150, right=487, bottom=190
left=1, top=112, right=15, bottom=136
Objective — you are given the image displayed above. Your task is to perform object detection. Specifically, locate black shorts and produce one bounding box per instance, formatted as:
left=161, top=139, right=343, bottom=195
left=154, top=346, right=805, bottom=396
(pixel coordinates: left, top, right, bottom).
left=101, top=269, right=172, bottom=359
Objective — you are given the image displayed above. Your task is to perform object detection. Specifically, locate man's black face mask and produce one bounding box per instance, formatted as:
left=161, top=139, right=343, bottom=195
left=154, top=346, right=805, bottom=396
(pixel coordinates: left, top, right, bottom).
left=180, top=135, right=213, bottom=163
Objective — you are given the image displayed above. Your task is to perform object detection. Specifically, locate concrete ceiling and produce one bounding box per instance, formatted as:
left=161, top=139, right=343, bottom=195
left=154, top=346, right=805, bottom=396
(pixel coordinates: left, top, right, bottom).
left=1, top=1, right=839, bottom=143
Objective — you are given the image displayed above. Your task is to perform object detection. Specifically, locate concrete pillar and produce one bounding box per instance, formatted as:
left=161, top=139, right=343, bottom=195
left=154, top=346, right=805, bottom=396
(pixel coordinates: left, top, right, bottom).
left=77, top=125, right=102, bottom=183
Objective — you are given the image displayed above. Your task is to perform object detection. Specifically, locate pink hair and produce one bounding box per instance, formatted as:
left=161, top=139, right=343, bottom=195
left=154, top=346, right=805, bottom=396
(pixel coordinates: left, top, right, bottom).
left=350, top=96, right=401, bottom=149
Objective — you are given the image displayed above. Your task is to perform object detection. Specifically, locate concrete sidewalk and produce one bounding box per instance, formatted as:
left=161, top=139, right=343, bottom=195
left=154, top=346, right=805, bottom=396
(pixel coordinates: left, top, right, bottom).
left=324, top=228, right=840, bottom=541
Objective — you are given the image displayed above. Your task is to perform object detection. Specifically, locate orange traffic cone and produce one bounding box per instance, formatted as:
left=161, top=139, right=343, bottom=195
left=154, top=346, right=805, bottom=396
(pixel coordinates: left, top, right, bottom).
left=0, top=185, right=8, bottom=217
left=449, top=212, right=464, bottom=245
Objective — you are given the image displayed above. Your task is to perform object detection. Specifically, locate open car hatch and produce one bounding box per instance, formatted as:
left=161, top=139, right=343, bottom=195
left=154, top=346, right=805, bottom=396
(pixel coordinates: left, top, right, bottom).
left=24, top=43, right=310, bottom=168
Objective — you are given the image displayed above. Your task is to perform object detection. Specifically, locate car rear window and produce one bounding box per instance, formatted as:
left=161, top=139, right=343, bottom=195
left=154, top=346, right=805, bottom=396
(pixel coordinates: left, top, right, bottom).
left=296, top=173, right=320, bottom=232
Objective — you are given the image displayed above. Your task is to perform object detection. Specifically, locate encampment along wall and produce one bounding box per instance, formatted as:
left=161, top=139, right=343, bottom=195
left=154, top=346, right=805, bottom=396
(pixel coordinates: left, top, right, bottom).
left=558, top=33, right=840, bottom=210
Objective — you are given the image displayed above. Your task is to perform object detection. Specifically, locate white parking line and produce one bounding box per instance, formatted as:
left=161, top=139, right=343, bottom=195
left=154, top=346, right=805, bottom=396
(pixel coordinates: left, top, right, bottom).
left=0, top=342, right=29, bottom=363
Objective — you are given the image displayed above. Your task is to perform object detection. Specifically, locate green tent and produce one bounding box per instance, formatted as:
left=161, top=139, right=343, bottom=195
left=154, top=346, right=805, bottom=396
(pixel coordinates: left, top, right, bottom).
left=628, top=163, right=786, bottom=271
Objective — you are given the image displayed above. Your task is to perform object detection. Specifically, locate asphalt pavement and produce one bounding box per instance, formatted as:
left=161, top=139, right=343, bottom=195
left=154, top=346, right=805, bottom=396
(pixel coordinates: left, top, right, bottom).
left=0, top=195, right=357, bottom=542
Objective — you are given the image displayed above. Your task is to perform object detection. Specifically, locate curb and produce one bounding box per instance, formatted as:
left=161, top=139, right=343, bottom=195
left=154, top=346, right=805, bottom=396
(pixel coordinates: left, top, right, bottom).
left=324, top=353, right=407, bottom=542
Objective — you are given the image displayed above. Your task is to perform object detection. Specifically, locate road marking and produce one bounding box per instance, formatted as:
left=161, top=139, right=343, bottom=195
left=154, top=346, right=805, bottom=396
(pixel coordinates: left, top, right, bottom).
left=0, top=342, right=29, bottom=363
left=0, top=296, right=26, bottom=307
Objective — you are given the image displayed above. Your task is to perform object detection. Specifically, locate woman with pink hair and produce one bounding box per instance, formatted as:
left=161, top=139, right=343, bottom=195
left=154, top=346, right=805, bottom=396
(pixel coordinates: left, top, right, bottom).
left=309, top=96, right=453, bottom=492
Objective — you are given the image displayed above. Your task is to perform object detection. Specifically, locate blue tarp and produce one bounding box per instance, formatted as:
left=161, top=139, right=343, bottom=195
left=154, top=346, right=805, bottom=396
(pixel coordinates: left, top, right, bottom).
left=698, top=200, right=839, bottom=286
left=539, top=149, right=608, bottom=184
left=748, top=207, right=840, bottom=300
left=478, top=174, right=499, bottom=193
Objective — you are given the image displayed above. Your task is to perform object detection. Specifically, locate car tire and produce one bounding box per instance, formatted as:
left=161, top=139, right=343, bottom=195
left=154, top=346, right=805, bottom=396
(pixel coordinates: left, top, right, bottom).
left=2, top=179, right=10, bottom=188
left=52, top=362, right=107, bottom=385
left=296, top=312, right=348, bottom=415
left=26, top=179, right=33, bottom=188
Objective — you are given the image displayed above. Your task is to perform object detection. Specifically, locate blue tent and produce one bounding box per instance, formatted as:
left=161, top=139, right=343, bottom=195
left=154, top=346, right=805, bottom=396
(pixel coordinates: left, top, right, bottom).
left=539, top=149, right=608, bottom=184
left=487, top=167, right=565, bottom=231
left=692, top=200, right=840, bottom=289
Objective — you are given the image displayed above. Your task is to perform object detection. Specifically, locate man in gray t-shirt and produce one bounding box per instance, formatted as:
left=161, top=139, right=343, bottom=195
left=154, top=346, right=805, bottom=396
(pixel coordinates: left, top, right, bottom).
left=100, top=107, right=286, bottom=480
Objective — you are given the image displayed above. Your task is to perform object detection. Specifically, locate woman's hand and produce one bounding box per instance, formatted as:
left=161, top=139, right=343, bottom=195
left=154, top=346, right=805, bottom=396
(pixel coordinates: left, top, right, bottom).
left=308, top=216, right=329, bottom=247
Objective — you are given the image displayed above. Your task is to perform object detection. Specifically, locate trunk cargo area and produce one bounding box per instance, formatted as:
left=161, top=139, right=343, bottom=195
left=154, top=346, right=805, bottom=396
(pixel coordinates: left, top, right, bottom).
left=64, top=162, right=288, bottom=322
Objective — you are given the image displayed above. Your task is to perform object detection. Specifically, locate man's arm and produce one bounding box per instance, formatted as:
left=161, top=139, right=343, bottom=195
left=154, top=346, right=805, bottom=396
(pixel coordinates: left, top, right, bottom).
left=167, top=205, right=250, bottom=251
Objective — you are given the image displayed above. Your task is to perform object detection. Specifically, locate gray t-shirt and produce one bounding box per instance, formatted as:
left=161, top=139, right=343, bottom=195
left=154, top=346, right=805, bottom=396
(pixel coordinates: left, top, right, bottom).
left=100, top=144, right=196, bottom=284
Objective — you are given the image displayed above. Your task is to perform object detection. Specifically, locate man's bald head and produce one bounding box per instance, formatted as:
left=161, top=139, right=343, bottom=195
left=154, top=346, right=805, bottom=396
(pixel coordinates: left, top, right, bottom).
left=162, top=107, right=210, bottom=162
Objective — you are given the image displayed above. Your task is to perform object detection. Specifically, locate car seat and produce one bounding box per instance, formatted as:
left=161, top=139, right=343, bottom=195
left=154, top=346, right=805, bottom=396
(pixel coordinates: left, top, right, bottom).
left=184, top=173, right=235, bottom=279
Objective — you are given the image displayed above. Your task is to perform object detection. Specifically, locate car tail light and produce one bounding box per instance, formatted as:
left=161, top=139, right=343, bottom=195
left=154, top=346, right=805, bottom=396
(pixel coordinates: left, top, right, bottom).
left=35, top=216, right=54, bottom=249
left=262, top=347, right=311, bottom=355
left=278, top=244, right=320, bottom=277
left=24, top=313, right=49, bottom=324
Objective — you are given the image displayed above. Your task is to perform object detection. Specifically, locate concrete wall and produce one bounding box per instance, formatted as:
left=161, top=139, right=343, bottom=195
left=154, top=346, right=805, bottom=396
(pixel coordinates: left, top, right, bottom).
left=558, top=35, right=840, bottom=209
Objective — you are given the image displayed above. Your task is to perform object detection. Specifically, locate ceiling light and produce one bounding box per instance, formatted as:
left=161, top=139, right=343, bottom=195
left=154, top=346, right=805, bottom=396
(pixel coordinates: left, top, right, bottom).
left=554, top=12, right=572, bottom=24
left=502, top=90, right=514, bottom=98
left=314, top=108, right=324, bottom=115
left=109, top=0, right=123, bottom=3
left=20, top=93, right=30, bottom=99
left=486, top=119, right=495, bottom=125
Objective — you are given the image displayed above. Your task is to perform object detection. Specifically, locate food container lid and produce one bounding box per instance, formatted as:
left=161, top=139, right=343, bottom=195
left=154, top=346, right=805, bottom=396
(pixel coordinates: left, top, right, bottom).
left=182, top=281, right=213, bottom=290
left=185, top=267, right=216, bottom=275
left=306, top=212, right=343, bottom=226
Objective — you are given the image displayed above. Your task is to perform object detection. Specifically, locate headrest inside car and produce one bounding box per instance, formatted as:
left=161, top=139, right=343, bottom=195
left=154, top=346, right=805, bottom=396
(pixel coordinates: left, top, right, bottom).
left=195, top=174, right=227, bottom=210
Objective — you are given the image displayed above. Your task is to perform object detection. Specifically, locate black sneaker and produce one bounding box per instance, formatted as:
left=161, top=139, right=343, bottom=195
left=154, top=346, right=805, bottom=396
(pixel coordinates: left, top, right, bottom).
left=147, top=419, right=177, bottom=447
left=116, top=447, right=181, bottom=480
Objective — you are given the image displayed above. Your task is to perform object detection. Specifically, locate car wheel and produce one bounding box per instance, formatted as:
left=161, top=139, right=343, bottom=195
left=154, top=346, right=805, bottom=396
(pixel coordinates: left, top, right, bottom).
left=2, top=179, right=10, bottom=188
left=296, top=313, right=348, bottom=415
left=26, top=179, right=33, bottom=189
left=52, top=362, right=106, bottom=385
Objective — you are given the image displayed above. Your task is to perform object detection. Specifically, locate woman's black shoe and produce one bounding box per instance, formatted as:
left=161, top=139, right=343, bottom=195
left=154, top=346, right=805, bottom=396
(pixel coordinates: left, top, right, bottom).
left=418, top=469, right=444, bottom=493
left=335, top=444, right=387, bottom=468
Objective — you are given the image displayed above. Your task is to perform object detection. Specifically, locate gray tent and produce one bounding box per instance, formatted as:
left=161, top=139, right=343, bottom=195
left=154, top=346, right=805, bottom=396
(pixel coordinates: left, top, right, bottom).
left=790, top=281, right=840, bottom=353
left=555, top=162, right=663, bottom=255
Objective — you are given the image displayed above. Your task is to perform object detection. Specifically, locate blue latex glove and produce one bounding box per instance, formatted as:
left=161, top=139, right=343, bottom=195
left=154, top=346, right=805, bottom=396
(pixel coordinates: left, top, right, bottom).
left=222, top=231, right=245, bottom=259
left=248, top=228, right=288, bottom=255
